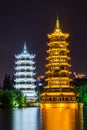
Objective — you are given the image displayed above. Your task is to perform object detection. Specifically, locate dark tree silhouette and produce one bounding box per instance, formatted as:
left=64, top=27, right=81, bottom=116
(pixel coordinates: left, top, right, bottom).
left=3, top=74, right=12, bottom=90
left=11, top=75, right=15, bottom=87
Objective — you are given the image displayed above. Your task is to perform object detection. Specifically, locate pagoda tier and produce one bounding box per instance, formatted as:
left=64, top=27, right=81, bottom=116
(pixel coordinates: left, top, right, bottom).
left=14, top=78, right=36, bottom=83
left=40, top=17, right=77, bottom=107
left=15, top=66, right=35, bottom=71
left=15, top=72, right=35, bottom=76
left=15, top=60, right=35, bottom=65
left=14, top=43, right=37, bottom=101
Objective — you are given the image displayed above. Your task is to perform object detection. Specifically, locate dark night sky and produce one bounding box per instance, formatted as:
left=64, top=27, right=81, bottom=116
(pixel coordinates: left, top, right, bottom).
left=0, top=0, right=87, bottom=84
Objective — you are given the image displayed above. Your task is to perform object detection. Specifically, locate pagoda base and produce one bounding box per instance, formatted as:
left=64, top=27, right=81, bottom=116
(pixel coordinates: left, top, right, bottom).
left=40, top=102, right=78, bottom=109
left=26, top=96, right=38, bottom=103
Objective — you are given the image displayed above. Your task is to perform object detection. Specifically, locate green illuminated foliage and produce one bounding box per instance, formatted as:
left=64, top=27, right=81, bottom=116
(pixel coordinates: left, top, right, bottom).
left=73, top=78, right=87, bottom=103
left=0, top=89, right=26, bottom=108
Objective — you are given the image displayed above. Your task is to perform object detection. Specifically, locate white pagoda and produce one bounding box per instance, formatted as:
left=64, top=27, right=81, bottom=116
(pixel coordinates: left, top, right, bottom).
left=14, top=42, right=37, bottom=102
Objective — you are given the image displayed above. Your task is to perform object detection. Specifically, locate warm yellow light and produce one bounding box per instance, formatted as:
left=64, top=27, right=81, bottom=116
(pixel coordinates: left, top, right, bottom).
left=40, top=17, right=77, bottom=105
left=40, top=103, right=78, bottom=109
left=40, top=106, right=83, bottom=130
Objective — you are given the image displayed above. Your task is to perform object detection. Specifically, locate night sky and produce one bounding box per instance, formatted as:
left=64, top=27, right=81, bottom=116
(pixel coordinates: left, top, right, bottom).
left=0, top=0, right=87, bottom=84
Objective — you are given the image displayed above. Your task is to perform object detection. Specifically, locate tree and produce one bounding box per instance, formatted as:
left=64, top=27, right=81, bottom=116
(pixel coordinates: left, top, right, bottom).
left=11, top=75, right=15, bottom=87
left=73, top=78, right=87, bottom=103
left=3, top=74, right=12, bottom=90
left=0, top=89, right=26, bottom=108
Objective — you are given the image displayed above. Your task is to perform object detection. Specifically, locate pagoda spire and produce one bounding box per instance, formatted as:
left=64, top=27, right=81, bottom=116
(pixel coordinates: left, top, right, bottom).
left=55, top=14, right=61, bottom=31
left=23, top=41, right=28, bottom=53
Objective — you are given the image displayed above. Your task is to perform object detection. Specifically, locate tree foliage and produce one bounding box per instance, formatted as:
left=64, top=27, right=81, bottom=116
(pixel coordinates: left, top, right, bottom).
left=0, top=89, right=26, bottom=108
left=73, top=78, right=87, bottom=103
left=2, top=74, right=13, bottom=90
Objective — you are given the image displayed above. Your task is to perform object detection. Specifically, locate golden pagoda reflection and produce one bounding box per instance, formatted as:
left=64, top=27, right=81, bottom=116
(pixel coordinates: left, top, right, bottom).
left=40, top=107, right=84, bottom=130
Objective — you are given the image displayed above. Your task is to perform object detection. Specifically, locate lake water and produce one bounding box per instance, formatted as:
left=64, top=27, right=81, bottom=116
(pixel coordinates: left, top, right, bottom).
left=0, top=106, right=87, bottom=130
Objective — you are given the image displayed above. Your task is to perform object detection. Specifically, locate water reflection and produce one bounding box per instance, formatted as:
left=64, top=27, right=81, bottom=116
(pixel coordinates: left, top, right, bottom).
left=0, top=106, right=86, bottom=130
left=40, top=107, right=84, bottom=130
left=0, top=109, right=13, bottom=130
left=12, top=108, right=40, bottom=130
left=0, top=108, right=40, bottom=130
left=83, top=106, right=87, bottom=130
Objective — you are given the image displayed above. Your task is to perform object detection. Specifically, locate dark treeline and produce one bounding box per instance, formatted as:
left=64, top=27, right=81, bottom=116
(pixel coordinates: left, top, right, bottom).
left=0, top=74, right=26, bottom=108
left=2, top=73, right=15, bottom=90
left=72, top=77, right=87, bottom=104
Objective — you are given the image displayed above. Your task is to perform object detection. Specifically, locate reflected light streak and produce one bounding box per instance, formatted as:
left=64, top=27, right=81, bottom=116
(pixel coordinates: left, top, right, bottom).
left=40, top=106, right=84, bottom=130
left=12, top=108, right=40, bottom=130
left=40, top=102, right=78, bottom=109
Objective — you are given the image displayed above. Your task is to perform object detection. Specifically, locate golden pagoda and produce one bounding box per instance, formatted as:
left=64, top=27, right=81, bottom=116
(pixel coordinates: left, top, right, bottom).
left=40, top=16, right=78, bottom=108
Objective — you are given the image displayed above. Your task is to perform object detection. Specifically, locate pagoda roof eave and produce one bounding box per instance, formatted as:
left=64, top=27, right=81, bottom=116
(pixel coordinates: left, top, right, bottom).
left=15, top=53, right=35, bottom=59
left=47, top=31, right=69, bottom=39
left=41, top=92, right=76, bottom=97
left=46, top=70, right=72, bottom=74
left=45, top=77, right=71, bottom=81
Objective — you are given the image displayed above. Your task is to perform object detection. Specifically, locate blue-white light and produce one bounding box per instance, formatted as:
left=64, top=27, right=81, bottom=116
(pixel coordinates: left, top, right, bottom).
left=14, top=43, right=37, bottom=100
